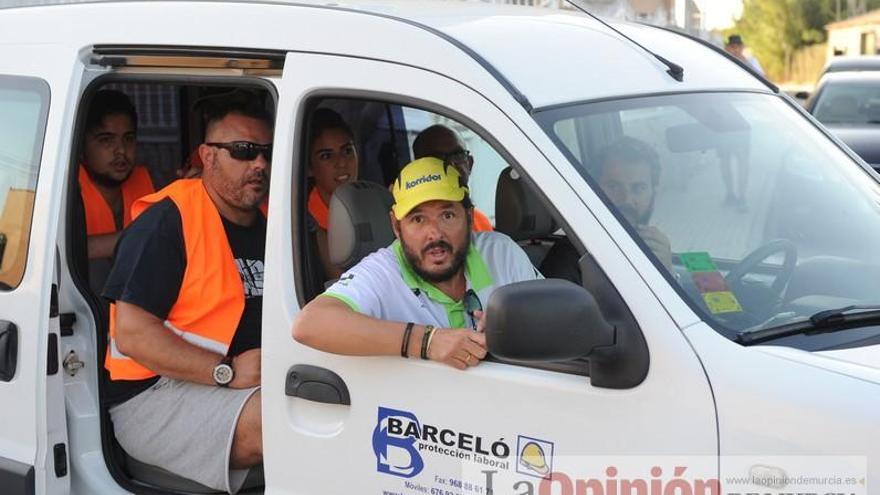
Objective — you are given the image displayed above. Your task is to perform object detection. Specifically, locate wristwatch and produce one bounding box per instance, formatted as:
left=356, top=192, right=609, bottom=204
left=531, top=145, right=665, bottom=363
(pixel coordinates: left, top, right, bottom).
left=212, top=356, right=234, bottom=387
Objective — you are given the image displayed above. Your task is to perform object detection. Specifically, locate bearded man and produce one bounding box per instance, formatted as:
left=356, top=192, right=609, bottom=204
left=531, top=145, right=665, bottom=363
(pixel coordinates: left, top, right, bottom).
left=293, top=157, right=541, bottom=370
left=102, top=95, right=271, bottom=493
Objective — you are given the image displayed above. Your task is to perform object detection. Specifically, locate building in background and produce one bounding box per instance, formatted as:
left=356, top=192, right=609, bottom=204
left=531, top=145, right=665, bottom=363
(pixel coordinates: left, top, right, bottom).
left=827, top=9, right=880, bottom=58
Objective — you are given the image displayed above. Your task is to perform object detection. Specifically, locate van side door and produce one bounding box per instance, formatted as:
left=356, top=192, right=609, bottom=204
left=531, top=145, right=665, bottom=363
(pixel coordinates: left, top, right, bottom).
left=263, top=52, right=718, bottom=494
left=0, top=48, right=72, bottom=495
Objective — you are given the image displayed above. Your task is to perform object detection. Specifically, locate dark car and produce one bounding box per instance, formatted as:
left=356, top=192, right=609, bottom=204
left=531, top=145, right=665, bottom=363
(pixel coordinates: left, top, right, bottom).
left=806, top=70, right=880, bottom=170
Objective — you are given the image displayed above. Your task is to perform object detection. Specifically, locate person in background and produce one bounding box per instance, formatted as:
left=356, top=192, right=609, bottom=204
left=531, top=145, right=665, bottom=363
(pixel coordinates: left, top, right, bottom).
left=725, top=34, right=764, bottom=76
left=412, top=124, right=493, bottom=232
left=541, top=137, right=671, bottom=284
left=79, top=89, right=154, bottom=260
left=307, top=108, right=360, bottom=280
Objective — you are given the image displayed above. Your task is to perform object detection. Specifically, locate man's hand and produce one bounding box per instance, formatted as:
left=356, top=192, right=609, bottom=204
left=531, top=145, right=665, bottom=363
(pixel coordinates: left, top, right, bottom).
left=230, top=349, right=261, bottom=389
left=427, top=326, right=487, bottom=370
left=637, top=225, right=672, bottom=270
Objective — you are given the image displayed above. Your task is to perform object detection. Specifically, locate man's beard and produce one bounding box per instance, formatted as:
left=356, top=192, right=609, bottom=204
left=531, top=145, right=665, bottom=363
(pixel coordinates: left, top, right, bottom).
left=618, top=196, right=655, bottom=225
left=400, top=231, right=471, bottom=284
left=209, top=160, right=269, bottom=211
left=86, top=166, right=132, bottom=188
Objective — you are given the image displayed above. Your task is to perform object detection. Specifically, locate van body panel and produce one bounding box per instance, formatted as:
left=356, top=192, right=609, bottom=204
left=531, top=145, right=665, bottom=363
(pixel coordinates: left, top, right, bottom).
left=684, top=324, right=880, bottom=487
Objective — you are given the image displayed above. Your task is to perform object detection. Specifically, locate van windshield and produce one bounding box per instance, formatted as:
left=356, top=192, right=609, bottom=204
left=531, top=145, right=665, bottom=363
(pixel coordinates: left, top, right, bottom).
left=535, top=92, right=880, bottom=348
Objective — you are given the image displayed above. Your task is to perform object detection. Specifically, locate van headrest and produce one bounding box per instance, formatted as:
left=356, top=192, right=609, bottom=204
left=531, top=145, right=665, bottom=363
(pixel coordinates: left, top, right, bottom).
left=494, top=167, right=556, bottom=241
left=328, top=181, right=395, bottom=271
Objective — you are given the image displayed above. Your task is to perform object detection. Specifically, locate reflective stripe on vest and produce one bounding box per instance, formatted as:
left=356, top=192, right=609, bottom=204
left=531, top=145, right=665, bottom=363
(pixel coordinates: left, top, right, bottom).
left=78, top=165, right=154, bottom=236
left=105, top=179, right=245, bottom=381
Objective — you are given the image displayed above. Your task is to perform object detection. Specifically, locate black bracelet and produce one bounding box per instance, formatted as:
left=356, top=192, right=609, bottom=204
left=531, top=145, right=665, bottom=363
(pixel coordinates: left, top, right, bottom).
left=401, top=322, right=415, bottom=358
left=420, top=325, right=435, bottom=360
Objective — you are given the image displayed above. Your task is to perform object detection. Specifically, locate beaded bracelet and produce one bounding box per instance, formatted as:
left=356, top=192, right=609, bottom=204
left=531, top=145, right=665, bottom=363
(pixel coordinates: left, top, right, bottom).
left=401, top=322, right=415, bottom=358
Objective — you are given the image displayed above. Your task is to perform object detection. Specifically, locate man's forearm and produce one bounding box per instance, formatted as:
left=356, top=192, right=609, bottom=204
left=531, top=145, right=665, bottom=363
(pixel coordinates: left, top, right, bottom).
left=293, top=296, right=421, bottom=357
left=115, top=301, right=223, bottom=385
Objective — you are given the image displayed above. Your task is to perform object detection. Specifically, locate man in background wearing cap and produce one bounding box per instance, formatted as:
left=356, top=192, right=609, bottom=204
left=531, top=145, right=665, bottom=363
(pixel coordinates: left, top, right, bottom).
left=293, top=157, right=541, bottom=369
left=725, top=34, right=764, bottom=76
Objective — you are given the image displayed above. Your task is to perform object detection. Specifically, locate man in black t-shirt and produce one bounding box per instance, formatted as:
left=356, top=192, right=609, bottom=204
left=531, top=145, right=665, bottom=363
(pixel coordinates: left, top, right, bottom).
left=103, top=95, right=272, bottom=493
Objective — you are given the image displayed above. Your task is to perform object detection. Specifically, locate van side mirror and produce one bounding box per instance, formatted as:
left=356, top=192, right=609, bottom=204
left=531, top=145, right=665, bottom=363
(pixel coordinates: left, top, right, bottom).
left=485, top=279, right=614, bottom=362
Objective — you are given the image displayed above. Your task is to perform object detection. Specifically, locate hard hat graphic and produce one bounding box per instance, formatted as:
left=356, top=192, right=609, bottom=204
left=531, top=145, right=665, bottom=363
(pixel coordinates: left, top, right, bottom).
left=519, top=441, right=550, bottom=476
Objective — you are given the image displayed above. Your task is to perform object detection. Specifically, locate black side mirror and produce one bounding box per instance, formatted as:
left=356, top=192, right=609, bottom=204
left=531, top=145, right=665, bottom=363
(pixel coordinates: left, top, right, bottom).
left=485, top=278, right=649, bottom=389
left=485, top=279, right=613, bottom=362
left=794, top=91, right=810, bottom=100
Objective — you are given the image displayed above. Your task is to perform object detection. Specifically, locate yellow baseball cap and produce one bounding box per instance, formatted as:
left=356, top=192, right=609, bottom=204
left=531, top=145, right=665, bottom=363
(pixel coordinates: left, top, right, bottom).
left=391, top=157, right=468, bottom=220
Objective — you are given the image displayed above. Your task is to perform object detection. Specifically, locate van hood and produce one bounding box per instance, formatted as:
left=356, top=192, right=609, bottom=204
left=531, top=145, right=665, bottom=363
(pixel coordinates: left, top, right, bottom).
left=756, top=344, right=880, bottom=384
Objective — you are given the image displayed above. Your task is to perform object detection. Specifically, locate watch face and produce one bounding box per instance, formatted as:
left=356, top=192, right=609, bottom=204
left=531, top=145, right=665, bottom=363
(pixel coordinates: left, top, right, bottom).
left=213, top=364, right=234, bottom=385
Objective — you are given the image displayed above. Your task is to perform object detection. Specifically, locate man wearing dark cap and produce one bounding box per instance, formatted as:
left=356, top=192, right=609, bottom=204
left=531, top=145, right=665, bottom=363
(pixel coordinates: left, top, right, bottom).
left=725, top=34, right=764, bottom=76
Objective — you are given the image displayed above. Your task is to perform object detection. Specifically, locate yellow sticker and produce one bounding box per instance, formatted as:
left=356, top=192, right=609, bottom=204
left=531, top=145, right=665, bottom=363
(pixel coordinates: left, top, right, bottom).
left=702, top=291, right=743, bottom=314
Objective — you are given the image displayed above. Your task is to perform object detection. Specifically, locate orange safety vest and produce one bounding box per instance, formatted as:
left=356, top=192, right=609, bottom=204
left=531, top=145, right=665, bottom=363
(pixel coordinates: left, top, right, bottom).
left=105, top=179, right=245, bottom=381
left=78, top=165, right=154, bottom=236
left=308, top=187, right=330, bottom=230
left=472, top=208, right=493, bottom=232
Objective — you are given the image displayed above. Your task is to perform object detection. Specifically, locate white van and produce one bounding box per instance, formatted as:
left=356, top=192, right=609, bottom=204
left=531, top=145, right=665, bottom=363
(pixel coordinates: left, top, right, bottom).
left=0, top=1, right=877, bottom=494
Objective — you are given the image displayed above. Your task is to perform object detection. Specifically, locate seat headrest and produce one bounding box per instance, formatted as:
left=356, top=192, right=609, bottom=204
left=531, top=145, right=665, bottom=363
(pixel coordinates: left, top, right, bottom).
left=495, top=167, right=556, bottom=241
left=328, top=181, right=395, bottom=271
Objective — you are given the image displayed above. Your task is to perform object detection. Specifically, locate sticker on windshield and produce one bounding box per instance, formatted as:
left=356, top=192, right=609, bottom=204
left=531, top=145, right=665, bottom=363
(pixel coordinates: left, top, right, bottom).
left=691, top=271, right=728, bottom=293
left=679, top=252, right=717, bottom=273
left=703, top=291, right=743, bottom=314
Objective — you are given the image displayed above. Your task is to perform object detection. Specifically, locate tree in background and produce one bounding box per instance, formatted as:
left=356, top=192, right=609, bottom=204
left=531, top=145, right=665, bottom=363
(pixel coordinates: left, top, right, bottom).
left=733, top=0, right=880, bottom=81
left=733, top=0, right=830, bottom=81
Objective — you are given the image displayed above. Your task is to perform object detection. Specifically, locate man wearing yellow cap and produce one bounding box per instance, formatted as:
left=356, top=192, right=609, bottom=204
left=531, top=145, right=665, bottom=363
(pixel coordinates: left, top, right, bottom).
left=293, top=157, right=541, bottom=369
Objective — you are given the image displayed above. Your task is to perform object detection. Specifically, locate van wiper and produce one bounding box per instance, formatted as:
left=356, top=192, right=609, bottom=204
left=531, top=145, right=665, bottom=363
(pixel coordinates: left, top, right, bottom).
left=564, top=0, right=684, bottom=82
left=736, top=305, right=880, bottom=345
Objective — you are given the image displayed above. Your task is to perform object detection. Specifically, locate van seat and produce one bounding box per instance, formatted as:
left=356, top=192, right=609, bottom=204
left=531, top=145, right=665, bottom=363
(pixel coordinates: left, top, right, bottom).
left=494, top=167, right=557, bottom=267
left=328, top=181, right=395, bottom=273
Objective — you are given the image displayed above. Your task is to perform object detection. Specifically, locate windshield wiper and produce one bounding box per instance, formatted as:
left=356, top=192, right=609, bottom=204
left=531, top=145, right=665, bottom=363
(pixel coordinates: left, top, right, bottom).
left=736, top=305, right=880, bottom=345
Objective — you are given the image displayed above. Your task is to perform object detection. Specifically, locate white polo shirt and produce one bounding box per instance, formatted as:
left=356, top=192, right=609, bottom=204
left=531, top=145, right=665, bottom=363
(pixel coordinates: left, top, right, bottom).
left=322, top=231, right=542, bottom=329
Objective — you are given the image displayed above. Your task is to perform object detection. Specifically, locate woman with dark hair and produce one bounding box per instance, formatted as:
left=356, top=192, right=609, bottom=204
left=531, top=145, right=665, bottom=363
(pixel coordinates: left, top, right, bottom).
left=307, top=108, right=359, bottom=281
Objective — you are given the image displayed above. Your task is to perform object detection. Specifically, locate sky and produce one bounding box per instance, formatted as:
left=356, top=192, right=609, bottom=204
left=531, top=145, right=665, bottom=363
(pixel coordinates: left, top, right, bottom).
left=695, top=0, right=743, bottom=30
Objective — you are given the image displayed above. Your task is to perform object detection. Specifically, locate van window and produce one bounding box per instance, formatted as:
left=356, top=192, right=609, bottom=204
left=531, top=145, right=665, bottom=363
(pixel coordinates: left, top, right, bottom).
left=0, top=75, right=49, bottom=290
left=298, top=98, right=521, bottom=299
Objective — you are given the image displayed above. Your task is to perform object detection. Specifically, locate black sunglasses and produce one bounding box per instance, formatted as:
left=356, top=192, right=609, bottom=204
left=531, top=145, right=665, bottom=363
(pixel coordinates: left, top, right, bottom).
left=206, top=141, right=273, bottom=162
left=442, top=148, right=472, bottom=167
left=463, top=289, right=483, bottom=331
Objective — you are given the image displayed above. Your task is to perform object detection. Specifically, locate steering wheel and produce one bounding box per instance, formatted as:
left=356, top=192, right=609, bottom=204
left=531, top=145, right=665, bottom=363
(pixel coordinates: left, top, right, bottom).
left=725, top=238, right=797, bottom=304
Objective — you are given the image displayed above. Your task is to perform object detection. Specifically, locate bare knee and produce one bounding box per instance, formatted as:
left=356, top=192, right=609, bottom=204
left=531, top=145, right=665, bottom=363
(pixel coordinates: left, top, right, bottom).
left=230, top=391, right=262, bottom=468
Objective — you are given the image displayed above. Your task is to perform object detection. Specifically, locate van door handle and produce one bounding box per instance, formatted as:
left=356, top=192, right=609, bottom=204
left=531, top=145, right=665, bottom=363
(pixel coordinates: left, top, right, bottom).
left=0, top=321, right=18, bottom=382
left=285, top=365, right=350, bottom=405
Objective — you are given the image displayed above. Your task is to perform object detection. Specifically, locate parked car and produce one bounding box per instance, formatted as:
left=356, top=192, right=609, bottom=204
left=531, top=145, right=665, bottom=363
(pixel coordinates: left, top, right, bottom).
left=0, top=1, right=878, bottom=495
left=806, top=70, right=880, bottom=170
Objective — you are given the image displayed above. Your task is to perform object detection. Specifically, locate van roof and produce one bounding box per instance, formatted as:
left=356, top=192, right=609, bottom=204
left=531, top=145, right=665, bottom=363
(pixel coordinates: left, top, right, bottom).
left=1, top=0, right=768, bottom=109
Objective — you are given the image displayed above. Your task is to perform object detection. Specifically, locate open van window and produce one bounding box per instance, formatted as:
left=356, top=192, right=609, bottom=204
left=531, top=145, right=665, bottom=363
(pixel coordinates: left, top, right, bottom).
left=295, top=97, right=624, bottom=377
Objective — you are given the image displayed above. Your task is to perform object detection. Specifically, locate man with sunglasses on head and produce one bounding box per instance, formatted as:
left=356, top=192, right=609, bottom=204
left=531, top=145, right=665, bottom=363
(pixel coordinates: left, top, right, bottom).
left=413, top=124, right=493, bottom=232
left=293, top=157, right=541, bottom=370
left=102, top=94, right=271, bottom=493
